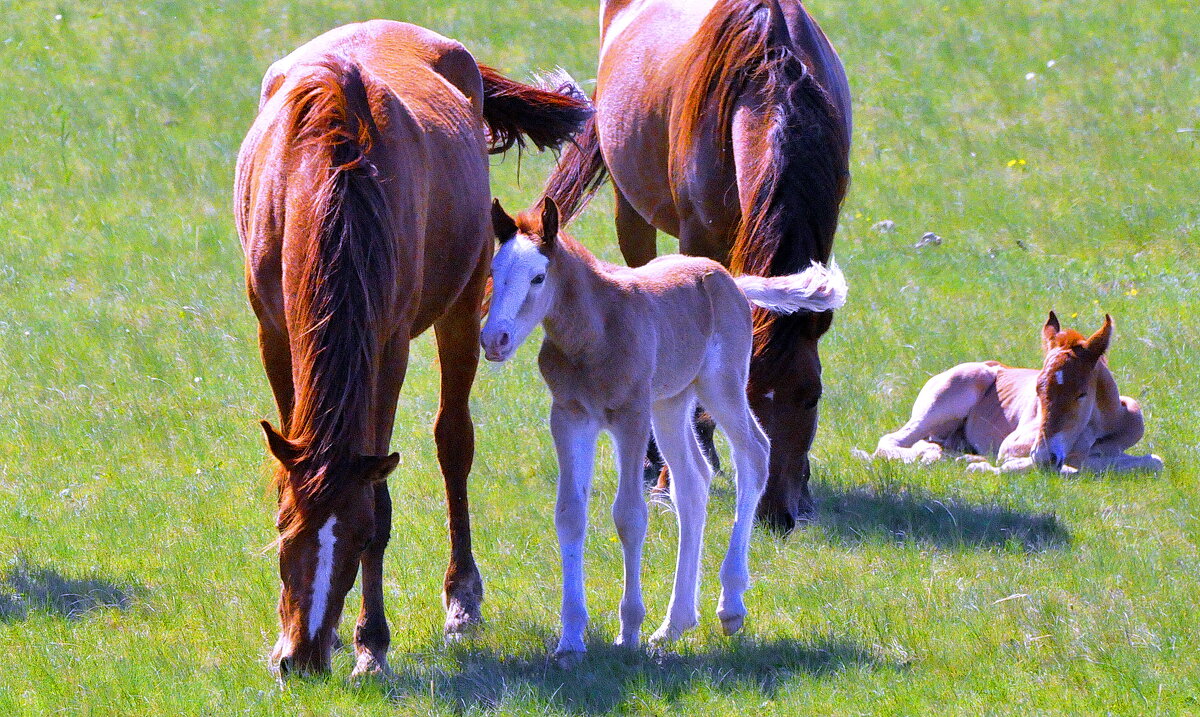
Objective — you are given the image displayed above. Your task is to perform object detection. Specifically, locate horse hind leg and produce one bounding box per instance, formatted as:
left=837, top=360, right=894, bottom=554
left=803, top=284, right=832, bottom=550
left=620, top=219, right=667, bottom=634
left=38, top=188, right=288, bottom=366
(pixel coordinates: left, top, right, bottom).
left=695, top=374, right=769, bottom=637
left=649, top=389, right=709, bottom=645
left=875, top=365, right=993, bottom=464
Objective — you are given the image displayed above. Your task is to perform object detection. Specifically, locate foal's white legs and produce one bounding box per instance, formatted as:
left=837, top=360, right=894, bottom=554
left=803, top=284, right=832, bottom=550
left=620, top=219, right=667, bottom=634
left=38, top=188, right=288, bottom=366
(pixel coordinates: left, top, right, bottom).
left=695, top=376, right=769, bottom=636
left=549, top=402, right=599, bottom=660
left=609, top=412, right=651, bottom=647
left=649, top=389, right=711, bottom=644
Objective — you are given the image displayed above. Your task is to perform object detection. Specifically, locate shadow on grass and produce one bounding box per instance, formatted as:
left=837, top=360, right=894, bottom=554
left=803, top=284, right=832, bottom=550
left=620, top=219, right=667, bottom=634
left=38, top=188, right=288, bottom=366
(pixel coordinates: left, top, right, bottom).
left=385, top=631, right=893, bottom=714
left=0, top=559, right=140, bottom=622
left=813, top=483, right=1070, bottom=552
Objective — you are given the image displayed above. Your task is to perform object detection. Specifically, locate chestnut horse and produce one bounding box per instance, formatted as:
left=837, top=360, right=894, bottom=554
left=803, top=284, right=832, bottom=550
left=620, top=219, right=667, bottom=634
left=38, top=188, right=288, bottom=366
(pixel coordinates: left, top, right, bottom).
left=234, top=20, right=589, bottom=676
left=544, top=0, right=852, bottom=531
left=481, top=198, right=845, bottom=663
left=869, top=313, right=1163, bottom=475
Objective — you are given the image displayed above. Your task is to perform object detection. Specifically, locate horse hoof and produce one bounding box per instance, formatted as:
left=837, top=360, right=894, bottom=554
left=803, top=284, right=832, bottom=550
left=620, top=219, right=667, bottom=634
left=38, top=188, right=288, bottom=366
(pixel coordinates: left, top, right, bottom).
left=443, top=600, right=482, bottom=636
left=553, top=649, right=585, bottom=670
left=720, top=614, right=744, bottom=636
left=350, top=652, right=393, bottom=682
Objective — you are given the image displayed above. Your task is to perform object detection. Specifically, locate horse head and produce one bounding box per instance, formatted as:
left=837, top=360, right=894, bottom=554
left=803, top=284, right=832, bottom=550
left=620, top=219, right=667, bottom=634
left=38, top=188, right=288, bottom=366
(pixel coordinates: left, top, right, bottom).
left=261, top=421, right=399, bottom=675
left=1030, top=312, right=1112, bottom=469
left=480, top=198, right=560, bottom=363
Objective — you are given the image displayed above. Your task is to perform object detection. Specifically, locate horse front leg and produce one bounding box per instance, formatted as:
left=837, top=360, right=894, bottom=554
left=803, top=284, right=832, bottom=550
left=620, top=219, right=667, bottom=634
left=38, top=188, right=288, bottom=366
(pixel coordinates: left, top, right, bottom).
left=351, top=337, right=409, bottom=678
left=609, top=408, right=651, bottom=648
left=433, top=294, right=485, bottom=636
left=550, top=402, right=600, bottom=665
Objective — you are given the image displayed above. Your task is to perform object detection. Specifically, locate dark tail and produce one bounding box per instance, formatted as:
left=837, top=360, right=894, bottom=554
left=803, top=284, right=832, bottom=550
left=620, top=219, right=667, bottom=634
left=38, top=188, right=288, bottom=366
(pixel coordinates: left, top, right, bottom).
left=280, top=57, right=395, bottom=489
left=542, top=109, right=609, bottom=224
left=478, top=65, right=593, bottom=155
left=673, top=0, right=849, bottom=364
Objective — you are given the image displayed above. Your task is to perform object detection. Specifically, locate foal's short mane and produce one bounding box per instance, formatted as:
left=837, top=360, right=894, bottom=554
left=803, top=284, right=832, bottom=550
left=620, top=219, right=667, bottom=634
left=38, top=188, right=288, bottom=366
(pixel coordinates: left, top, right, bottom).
left=673, top=0, right=849, bottom=366
left=275, top=57, right=396, bottom=527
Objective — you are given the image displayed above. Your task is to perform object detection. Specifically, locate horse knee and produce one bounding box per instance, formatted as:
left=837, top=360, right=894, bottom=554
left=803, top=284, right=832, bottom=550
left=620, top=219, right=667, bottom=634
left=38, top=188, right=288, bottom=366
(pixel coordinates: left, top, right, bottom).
left=612, top=497, right=648, bottom=542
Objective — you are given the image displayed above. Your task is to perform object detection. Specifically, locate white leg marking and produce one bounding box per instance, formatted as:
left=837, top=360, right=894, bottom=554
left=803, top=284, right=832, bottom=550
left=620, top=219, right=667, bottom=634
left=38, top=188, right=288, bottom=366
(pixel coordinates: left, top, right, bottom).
left=309, top=515, right=338, bottom=640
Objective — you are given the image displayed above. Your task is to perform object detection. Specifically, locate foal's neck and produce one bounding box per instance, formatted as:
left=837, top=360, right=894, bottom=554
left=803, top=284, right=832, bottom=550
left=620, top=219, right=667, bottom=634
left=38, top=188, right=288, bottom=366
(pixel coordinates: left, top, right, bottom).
left=541, top=238, right=612, bottom=360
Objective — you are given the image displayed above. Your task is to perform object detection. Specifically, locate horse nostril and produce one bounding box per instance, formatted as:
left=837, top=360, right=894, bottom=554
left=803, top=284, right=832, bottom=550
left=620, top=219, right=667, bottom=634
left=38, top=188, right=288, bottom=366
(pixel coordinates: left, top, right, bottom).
left=498, top=331, right=511, bottom=349
left=278, top=656, right=293, bottom=676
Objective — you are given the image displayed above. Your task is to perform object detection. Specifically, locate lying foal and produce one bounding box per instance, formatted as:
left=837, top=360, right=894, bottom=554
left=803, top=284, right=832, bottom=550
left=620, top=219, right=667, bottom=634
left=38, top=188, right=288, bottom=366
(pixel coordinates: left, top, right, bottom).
left=869, top=312, right=1162, bottom=474
left=481, top=198, right=846, bottom=662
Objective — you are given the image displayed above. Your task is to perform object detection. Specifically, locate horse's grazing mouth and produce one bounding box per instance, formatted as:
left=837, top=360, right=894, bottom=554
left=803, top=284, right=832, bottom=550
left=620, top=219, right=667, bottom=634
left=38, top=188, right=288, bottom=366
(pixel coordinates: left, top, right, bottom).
left=866, top=311, right=1163, bottom=476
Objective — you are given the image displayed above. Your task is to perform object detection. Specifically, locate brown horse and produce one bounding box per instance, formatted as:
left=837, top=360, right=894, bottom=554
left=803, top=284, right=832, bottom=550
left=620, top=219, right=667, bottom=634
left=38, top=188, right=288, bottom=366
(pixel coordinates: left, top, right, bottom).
left=234, top=20, right=589, bottom=676
left=544, top=0, right=852, bottom=532
left=868, top=313, right=1163, bottom=475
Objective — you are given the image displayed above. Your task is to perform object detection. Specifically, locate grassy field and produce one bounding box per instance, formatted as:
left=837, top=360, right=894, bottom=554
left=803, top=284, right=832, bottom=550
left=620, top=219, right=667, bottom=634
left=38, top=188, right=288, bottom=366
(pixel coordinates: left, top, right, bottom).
left=0, top=0, right=1197, bottom=713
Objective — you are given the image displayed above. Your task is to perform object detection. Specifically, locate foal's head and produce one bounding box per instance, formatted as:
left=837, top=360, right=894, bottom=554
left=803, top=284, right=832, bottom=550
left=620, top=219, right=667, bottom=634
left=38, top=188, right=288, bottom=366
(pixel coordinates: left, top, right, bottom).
left=480, top=198, right=560, bottom=363
left=1030, top=312, right=1112, bottom=469
left=260, top=421, right=399, bottom=675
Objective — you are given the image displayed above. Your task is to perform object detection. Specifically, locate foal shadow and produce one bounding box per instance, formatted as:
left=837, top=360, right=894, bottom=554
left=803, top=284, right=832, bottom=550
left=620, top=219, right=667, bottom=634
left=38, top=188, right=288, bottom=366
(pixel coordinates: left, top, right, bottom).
left=384, top=629, right=893, bottom=714
left=812, top=483, right=1070, bottom=552
left=0, top=559, right=140, bottom=622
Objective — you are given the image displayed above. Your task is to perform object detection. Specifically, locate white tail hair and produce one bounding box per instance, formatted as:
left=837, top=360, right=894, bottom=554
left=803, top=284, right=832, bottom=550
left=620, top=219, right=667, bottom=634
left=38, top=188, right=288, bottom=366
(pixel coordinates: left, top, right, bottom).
left=734, top=260, right=847, bottom=314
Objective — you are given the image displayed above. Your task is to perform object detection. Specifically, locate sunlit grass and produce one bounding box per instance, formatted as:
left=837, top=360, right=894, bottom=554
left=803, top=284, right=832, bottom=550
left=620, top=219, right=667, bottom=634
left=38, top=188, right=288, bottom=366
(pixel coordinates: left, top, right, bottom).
left=0, top=0, right=1196, bottom=713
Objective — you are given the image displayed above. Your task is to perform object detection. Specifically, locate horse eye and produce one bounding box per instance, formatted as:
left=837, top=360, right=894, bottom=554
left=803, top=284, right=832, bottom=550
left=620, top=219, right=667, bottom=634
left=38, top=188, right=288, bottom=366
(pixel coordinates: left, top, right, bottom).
left=1077, top=392, right=1087, bottom=400
left=531, top=274, right=545, bottom=285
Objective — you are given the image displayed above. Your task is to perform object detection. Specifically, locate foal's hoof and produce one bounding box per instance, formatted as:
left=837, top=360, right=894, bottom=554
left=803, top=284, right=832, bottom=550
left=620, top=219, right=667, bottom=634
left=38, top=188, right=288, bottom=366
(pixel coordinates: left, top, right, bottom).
left=552, top=649, right=585, bottom=670
left=966, top=461, right=999, bottom=475
left=719, top=614, right=745, bottom=636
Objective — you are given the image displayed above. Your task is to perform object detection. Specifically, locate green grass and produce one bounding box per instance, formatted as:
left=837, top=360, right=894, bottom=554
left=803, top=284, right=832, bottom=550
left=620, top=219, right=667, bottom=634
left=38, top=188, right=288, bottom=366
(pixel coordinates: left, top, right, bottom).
left=0, top=0, right=1197, bottom=713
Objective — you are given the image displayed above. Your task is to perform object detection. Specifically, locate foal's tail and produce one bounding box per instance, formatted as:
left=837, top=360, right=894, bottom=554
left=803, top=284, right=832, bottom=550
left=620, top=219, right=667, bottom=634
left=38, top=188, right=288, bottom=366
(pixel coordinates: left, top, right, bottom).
left=478, top=65, right=593, bottom=155
left=735, top=260, right=847, bottom=315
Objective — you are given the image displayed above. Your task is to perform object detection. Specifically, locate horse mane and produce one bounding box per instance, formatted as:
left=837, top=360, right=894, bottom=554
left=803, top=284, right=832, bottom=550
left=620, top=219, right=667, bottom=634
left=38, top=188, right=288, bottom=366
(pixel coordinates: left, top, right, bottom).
left=274, top=57, right=396, bottom=533
left=477, top=65, right=593, bottom=155
left=673, top=0, right=849, bottom=368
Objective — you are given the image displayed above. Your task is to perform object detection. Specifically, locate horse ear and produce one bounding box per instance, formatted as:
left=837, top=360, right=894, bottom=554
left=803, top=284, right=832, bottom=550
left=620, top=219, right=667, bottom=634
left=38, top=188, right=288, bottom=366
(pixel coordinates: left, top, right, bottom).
left=491, top=199, right=518, bottom=242
left=540, top=197, right=560, bottom=250
left=766, top=0, right=791, bottom=49
left=1085, top=314, right=1113, bottom=360
left=358, top=452, right=400, bottom=484
left=261, top=420, right=301, bottom=467
left=1041, top=311, right=1061, bottom=351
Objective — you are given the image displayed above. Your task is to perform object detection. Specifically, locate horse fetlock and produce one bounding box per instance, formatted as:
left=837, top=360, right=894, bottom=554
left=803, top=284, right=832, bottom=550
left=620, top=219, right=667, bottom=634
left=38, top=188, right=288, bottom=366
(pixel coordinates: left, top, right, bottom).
left=349, top=649, right=393, bottom=680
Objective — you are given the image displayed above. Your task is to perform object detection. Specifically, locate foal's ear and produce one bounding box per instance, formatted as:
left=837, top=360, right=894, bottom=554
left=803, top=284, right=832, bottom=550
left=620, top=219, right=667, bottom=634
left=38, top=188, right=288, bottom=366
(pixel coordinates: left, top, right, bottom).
left=1041, top=311, right=1061, bottom=351
left=491, top=199, right=518, bottom=243
left=261, top=420, right=301, bottom=467
left=1084, top=314, right=1113, bottom=360
left=357, top=452, right=400, bottom=484
left=540, top=197, right=560, bottom=251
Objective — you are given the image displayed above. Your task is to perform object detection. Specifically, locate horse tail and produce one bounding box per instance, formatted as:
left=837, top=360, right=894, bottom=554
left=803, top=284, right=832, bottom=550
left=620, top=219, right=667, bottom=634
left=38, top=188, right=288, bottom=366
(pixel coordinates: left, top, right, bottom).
left=542, top=108, right=609, bottom=224
left=280, top=57, right=395, bottom=483
left=674, top=0, right=849, bottom=364
left=735, top=259, right=846, bottom=314
left=478, top=65, right=593, bottom=155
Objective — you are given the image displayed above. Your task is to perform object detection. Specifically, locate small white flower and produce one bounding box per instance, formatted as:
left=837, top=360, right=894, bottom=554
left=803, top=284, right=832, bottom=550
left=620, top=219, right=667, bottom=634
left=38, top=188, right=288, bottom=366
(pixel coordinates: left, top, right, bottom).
left=1025, top=72, right=1037, bottom=81
left=1046, top=59, right=1057, bottom=68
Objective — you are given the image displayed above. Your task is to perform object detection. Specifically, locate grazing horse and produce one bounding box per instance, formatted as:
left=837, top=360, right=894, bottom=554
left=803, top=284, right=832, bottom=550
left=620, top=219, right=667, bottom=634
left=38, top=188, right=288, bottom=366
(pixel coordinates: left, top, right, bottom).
left=480, top=198, right=845, bottom=662
left=870, top=313, right=1163, bottom=474
left=234, top=20, right=589, bottom=676
left=543, top=0, right=852, bottom=531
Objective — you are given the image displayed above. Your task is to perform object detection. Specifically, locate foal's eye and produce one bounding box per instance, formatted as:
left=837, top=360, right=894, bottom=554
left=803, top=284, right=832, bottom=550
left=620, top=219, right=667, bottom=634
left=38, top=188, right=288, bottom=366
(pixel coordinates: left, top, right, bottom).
left=531, top=274, right=545, bottom=285
left=1077, top=392, right=1087, bottom=400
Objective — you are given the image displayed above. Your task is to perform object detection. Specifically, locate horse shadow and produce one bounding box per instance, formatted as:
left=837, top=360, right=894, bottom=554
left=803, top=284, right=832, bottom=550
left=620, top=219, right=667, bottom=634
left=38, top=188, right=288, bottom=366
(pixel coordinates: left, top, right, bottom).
left=382, top=628, right=896, bottom=714
left=811, top=482, right=1071, bottom=552
left=0, top=559, right=141, bottom=622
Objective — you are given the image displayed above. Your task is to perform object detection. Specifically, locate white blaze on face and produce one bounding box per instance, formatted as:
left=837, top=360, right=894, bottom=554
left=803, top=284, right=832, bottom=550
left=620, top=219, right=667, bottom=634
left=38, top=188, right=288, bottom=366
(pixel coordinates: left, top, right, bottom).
left=481, top=234, right=552, bottom=361
left=1055, top=370, right=1064, bottom=385
left=308, top=515, right=338, bottom=640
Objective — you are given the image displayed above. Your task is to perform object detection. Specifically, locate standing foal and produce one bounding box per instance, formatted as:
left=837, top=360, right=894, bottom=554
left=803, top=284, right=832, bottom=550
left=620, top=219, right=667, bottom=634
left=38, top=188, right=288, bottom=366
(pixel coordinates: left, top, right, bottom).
left=481, top=198, right=846, bottom=662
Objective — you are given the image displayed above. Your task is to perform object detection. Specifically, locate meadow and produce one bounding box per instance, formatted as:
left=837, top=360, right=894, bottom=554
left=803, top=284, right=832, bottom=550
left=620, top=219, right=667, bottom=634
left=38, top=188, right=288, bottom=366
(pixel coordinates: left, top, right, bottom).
left=0, top=0, right=1197, bottom=713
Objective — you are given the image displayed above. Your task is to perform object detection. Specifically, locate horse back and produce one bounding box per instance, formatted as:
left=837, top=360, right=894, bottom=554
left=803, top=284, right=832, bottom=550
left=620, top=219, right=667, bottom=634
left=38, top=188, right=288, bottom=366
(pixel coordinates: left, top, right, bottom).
left=237, top=20, right=491, bottom=337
